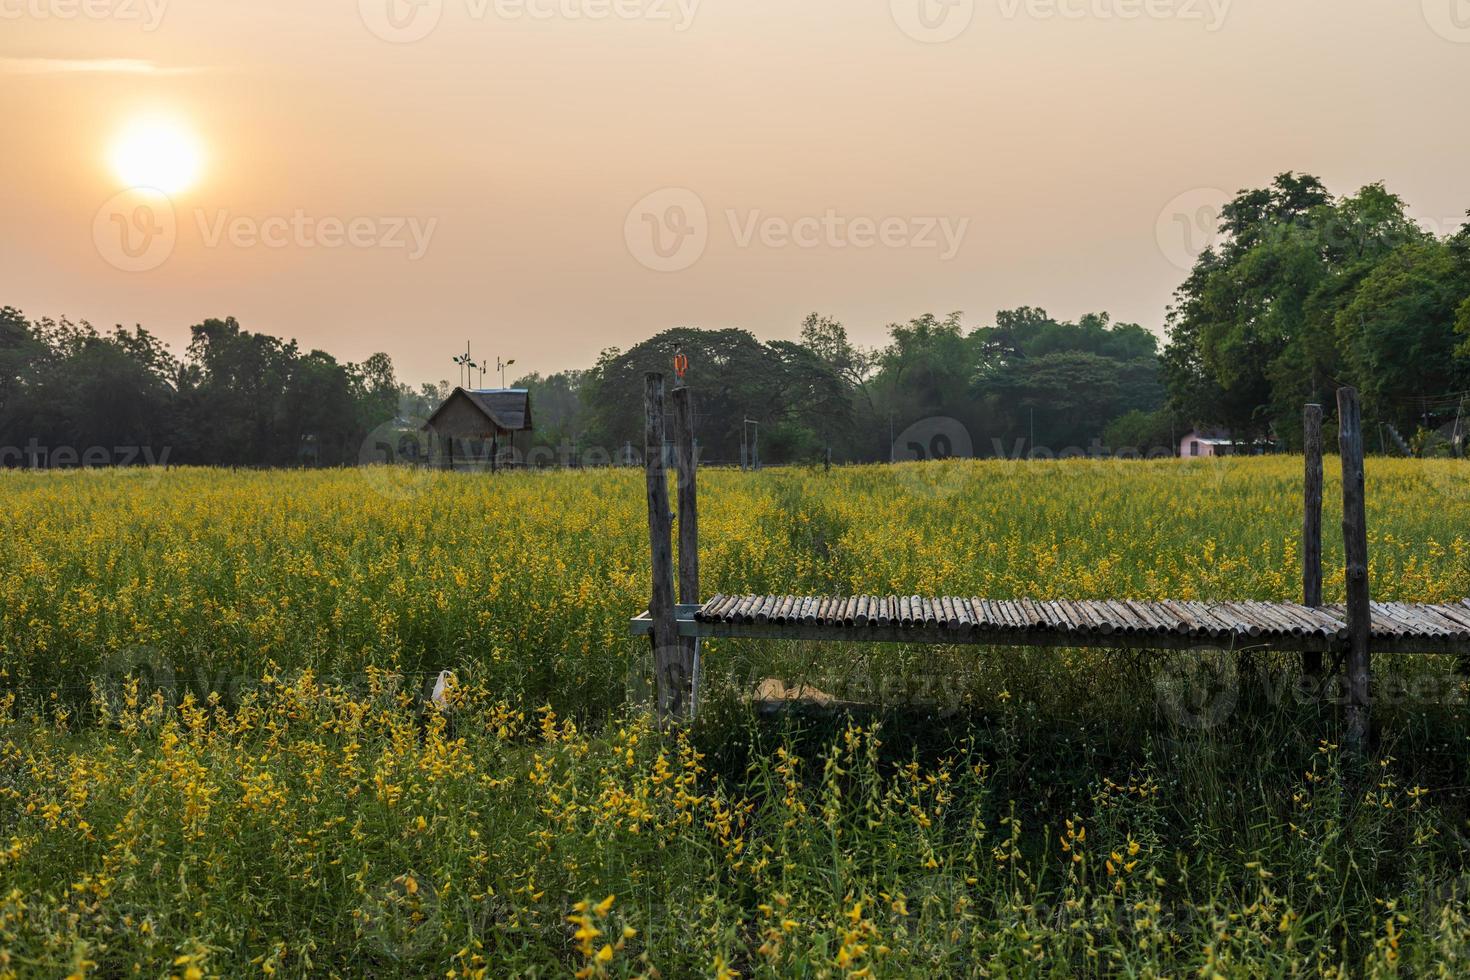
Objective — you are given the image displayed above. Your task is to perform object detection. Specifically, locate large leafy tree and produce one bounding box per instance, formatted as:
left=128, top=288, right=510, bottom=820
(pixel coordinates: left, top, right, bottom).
left=1336, top=240, right=1470, bottom=431
left=1161, top=174, right=1465, bottom=448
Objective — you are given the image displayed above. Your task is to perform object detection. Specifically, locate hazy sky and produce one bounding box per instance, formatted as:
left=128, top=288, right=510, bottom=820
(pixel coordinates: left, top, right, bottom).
left=3, top=0, right=1468, bottom=385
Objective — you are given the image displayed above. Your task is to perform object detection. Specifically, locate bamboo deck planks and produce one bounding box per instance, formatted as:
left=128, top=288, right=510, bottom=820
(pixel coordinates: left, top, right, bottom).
left=683, top=594, right=1470, bottom=653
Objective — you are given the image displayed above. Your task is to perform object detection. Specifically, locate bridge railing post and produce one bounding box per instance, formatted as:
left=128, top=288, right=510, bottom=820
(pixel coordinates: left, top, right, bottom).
left=1337, top=387, right=1371, bottom=753
left=643, top=373, right=685, bottom=721
left=1303, top=403, right=1323, bottom=678
left=671, top=384, right=700, bottom=718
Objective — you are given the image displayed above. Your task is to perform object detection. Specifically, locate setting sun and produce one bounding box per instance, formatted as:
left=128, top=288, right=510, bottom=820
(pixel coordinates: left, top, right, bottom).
left=108, top=117, right=203, bottom=195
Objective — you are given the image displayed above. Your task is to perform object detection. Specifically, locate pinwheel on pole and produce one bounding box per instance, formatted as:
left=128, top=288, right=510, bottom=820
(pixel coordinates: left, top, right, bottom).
left=452, top=342, right=477, bottom=388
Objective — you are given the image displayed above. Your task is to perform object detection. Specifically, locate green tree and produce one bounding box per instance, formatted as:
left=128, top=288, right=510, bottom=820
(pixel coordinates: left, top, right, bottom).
left=580, top=327, right=849, bottom=464
left=1336, top=240, right=1470, bottom=431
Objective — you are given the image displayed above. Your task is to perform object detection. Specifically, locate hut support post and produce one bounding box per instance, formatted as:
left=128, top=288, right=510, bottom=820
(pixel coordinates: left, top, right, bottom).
left=671, top=385, right=700, bottom=719
left=1338, top=387, right=1371, bottom=753
left=1302, top=404, right=1323, bottom=678
left=644, top=373, right=685, bottom=721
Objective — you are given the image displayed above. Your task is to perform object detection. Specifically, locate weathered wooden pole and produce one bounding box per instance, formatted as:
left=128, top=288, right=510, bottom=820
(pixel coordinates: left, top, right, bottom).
left=644, top=373, right=685, bottom=720
left=1337, top=387, right=1371, bottom=752
left=1302, top=404, right=1323, bottom=677
left=671, top=384, right=700, bottom=717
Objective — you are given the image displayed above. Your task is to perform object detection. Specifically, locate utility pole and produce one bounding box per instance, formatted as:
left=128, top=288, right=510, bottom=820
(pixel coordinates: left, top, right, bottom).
left=498, top=357, right=516, bottom=388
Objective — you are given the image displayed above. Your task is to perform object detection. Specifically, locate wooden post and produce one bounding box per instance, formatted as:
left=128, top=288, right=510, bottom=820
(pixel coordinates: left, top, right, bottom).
left=644, top=373, right=685, bottom=720
left=671, top=385, right=700, bottom=717
left=1302, top=404, right=1323, bottom=677
left=1337, top=387, right=1371, bottom=752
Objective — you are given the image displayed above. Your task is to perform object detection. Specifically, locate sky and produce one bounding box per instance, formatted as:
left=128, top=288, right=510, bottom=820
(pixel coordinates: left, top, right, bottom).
left=3, top=0, right=1468, bottom=386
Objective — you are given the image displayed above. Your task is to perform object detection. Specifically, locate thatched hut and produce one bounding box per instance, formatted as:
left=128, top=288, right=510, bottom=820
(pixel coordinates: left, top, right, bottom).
left=422, top=388, right=533, bottom=471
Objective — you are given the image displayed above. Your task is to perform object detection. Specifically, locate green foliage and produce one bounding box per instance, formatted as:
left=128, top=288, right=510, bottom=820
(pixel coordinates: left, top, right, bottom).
left=0, top=310, right=402, bottom=468
left=579, top=326, right=851, bottom=464
left=1164, top=175, right=1470, bottom=449
left=1103, top=408, right=1179, bottom=455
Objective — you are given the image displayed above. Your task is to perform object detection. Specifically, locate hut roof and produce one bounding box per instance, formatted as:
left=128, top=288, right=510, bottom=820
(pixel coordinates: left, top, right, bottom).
left=423, top=388, right=533, bottom=433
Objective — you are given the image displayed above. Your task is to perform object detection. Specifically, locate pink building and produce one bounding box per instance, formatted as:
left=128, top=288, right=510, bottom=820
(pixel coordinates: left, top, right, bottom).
left=1179, top=430, right=1235, bottom=458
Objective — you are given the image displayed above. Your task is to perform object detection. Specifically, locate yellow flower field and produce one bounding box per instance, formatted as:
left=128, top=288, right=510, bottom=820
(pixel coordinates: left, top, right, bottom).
left=2, top=457, right=1466, bottom=706
left=2, top=457, right=1470, bottom=976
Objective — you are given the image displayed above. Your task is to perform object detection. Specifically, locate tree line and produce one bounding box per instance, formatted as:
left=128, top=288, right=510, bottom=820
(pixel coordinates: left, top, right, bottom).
left=4, top=172, right=1467, bottom=469
left=535, top=310, right=1169, bottom=465
left=0, top=311, right=399, bottom=467
left=1, top=303, right=1170, bottom=469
